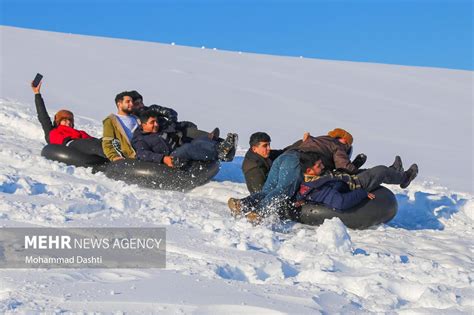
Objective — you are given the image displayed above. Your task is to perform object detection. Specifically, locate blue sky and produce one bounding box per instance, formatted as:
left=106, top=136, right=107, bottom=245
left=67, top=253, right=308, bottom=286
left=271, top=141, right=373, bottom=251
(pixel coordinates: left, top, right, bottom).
left=1, top=0, right=472, bottom=70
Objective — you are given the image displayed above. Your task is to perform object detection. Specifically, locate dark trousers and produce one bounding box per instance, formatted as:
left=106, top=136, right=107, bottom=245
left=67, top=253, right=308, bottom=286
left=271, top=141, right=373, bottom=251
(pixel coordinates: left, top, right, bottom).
left=171, top=137, right=218, bottom=161
left=357, top=165, right=405, bottom=192
left=185, top=127, right=211, bottom=140
left=68, top=138, right=106, bottom=158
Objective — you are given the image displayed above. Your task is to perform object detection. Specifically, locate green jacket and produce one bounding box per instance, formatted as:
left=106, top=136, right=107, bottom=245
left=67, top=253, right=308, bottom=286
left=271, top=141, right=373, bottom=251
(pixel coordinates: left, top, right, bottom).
left=102, top=114, right=137, bottom=160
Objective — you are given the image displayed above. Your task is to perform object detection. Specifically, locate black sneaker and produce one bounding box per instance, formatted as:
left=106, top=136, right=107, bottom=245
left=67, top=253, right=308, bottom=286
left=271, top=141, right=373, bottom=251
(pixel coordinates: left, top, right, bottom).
left=218, top=133, right=238, bottom=161
left=390, top=156, right=404, bottom=172
left=400, top=164, right=418, bottom=189
left=352, top=153, right=367, bottom=168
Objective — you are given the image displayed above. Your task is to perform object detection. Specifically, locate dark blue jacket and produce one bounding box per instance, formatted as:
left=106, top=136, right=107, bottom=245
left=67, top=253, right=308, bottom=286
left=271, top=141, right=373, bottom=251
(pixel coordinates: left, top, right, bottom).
left=131, top=128, right=178, bottom=163
left=297, top=176, right=367, bottom=211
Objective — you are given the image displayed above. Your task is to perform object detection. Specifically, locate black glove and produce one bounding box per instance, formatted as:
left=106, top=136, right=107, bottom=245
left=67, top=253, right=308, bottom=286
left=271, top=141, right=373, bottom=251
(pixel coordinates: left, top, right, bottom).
left=352, top=153, right=367, bottom=168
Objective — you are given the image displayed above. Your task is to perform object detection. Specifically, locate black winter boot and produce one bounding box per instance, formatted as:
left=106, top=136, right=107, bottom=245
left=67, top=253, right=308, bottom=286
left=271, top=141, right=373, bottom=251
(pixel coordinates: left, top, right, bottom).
left=352, top=153, right=367, bottom=168
left=400, top=164, right=418, bottom=189
left=208, top=127, right=220, bottom=141
left=390, top=156, right=404, bottom=172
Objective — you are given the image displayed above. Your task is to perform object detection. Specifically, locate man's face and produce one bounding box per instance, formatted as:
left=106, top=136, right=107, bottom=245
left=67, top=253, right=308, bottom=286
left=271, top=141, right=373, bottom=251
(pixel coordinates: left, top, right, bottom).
left=251, top=141, right=271, bottom=158
left=133, top=98, right=144, bottom=111
left=142, top=117, right=159, bottom=133
left=306, top=160, right=324, bottom=176
left=118, top=96, right=134, bottom=114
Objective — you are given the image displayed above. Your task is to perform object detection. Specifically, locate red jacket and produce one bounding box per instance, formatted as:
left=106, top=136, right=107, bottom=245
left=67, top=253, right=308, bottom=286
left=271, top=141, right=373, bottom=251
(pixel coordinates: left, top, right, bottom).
left=49, top=125, right=92, bottom=145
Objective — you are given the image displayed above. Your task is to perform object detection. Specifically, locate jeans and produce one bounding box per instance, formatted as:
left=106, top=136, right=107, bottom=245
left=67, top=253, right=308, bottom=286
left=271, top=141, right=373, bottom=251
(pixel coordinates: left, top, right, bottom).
left=357, top=165, right=405, bottom=192
left=171, top=137, right=218, bottom=161
left=241, top=151, right=303, bottom=216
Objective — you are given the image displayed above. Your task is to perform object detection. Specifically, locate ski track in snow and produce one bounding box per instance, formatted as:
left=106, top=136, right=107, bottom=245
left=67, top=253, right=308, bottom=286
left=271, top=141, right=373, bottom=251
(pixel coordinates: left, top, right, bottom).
left=0, top=100, right=473, bottom=313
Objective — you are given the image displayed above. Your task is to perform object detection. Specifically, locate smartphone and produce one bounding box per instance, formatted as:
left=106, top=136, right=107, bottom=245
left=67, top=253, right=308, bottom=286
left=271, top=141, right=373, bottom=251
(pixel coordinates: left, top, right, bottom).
left=32, top=73, right=43, bottom=87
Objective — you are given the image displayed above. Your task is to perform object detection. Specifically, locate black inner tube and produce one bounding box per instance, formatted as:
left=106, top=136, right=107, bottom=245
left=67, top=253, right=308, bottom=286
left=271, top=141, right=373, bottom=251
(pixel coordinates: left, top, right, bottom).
left=298, top=186, right=398, bottom=229
left=41, top=144, right=108, bottom=167
left=96, top=158, right=220, bottom=191
left=41, top=144, right=220, bottom=191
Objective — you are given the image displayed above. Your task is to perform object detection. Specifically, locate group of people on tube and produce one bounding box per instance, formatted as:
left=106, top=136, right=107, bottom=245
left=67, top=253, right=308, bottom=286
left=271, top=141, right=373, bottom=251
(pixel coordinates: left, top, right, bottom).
left=32, top=80, right=418, bottom=225
left=32, top=81, right=238, bottom=170
left=232, top=130, right=418, bottom=224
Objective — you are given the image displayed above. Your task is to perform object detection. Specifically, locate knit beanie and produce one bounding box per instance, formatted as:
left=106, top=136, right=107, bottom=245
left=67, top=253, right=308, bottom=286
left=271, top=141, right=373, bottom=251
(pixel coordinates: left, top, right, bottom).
left=328, top=128, right=353, bottom=146
left=54, top=109, right=74, bottom=126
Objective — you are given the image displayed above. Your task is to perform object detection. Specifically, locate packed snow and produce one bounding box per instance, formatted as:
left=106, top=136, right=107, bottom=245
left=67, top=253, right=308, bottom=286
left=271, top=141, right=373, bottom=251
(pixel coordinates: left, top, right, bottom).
left=0, top=26, right=473, bottom=313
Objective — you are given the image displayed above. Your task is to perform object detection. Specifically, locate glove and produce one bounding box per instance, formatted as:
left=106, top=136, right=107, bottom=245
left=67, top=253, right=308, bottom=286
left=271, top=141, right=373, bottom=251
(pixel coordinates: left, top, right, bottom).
left=352, top=153, right=367, bottom=168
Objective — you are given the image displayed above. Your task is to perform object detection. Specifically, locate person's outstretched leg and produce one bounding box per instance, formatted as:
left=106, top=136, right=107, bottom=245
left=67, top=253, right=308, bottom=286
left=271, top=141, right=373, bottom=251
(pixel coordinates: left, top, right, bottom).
left=173, top=135, right=239, bottom=162
left=171, top=136, right=218, bottom=161
left=258, top=152, right=302, bottom=215
left=68, top=138, right=107, bottom=158
left=261, top=152, right=286, bottom=193
left=228, top=151, right=302, bottom=221
left=357, top=165, right=405, bottom=192
left=187, top=137, right=218, bottom=161
left=171, top=143, right=192, bottom=160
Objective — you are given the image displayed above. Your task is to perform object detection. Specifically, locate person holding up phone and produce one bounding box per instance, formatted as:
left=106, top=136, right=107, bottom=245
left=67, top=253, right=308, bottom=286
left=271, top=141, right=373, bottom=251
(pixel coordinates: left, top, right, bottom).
left=31, top=76, right=106, bottom=158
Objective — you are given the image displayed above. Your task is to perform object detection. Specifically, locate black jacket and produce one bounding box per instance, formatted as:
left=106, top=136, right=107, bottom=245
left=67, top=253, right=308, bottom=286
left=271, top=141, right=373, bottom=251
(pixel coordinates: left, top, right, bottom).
left=131, top=127, right=179, bottom=163
left=135, top=104, right=202, bottom=142
left=242, top=149, right=284, bottom=193
left=34, top=94, right=54, bottom=143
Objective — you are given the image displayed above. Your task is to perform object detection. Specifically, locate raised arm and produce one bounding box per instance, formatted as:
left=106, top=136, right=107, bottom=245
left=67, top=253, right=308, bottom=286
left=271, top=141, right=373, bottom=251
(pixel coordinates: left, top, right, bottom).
left=32, top=81, right=54, bottom=143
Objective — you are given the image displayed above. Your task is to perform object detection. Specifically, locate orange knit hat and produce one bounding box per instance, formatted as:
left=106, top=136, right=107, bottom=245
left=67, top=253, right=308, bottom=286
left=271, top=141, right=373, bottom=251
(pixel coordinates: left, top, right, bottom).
left=54, top=109, right=74, bottom=126
left=328, top=128, right=353, bottom=145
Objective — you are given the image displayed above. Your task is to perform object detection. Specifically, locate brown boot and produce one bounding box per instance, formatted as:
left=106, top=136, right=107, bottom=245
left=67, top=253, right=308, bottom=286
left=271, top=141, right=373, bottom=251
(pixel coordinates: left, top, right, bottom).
left=245, top=211, right=263, bottom=225
left=228, top=198, right=242, bottom=217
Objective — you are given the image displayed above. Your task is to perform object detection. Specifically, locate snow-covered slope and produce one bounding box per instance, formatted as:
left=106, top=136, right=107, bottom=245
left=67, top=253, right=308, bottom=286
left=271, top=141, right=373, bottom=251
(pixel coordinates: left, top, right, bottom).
left=0, top=99, right=473, bottom=313
left=0, top=26, right=473, bottom=313
left=1, top=26, right=472, bottom=193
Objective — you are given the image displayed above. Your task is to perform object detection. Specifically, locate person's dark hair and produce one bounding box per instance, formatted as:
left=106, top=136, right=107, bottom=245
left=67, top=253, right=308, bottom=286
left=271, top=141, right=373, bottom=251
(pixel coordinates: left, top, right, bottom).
left=115, top=91, right=133, bottom=104
left=129, top=90, right=143, bottom=102
left=249, top=132, right=271, bottom=147
left=138, top=109, right=159, bottom=124
left=299, top=152, right=322, bottom=170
